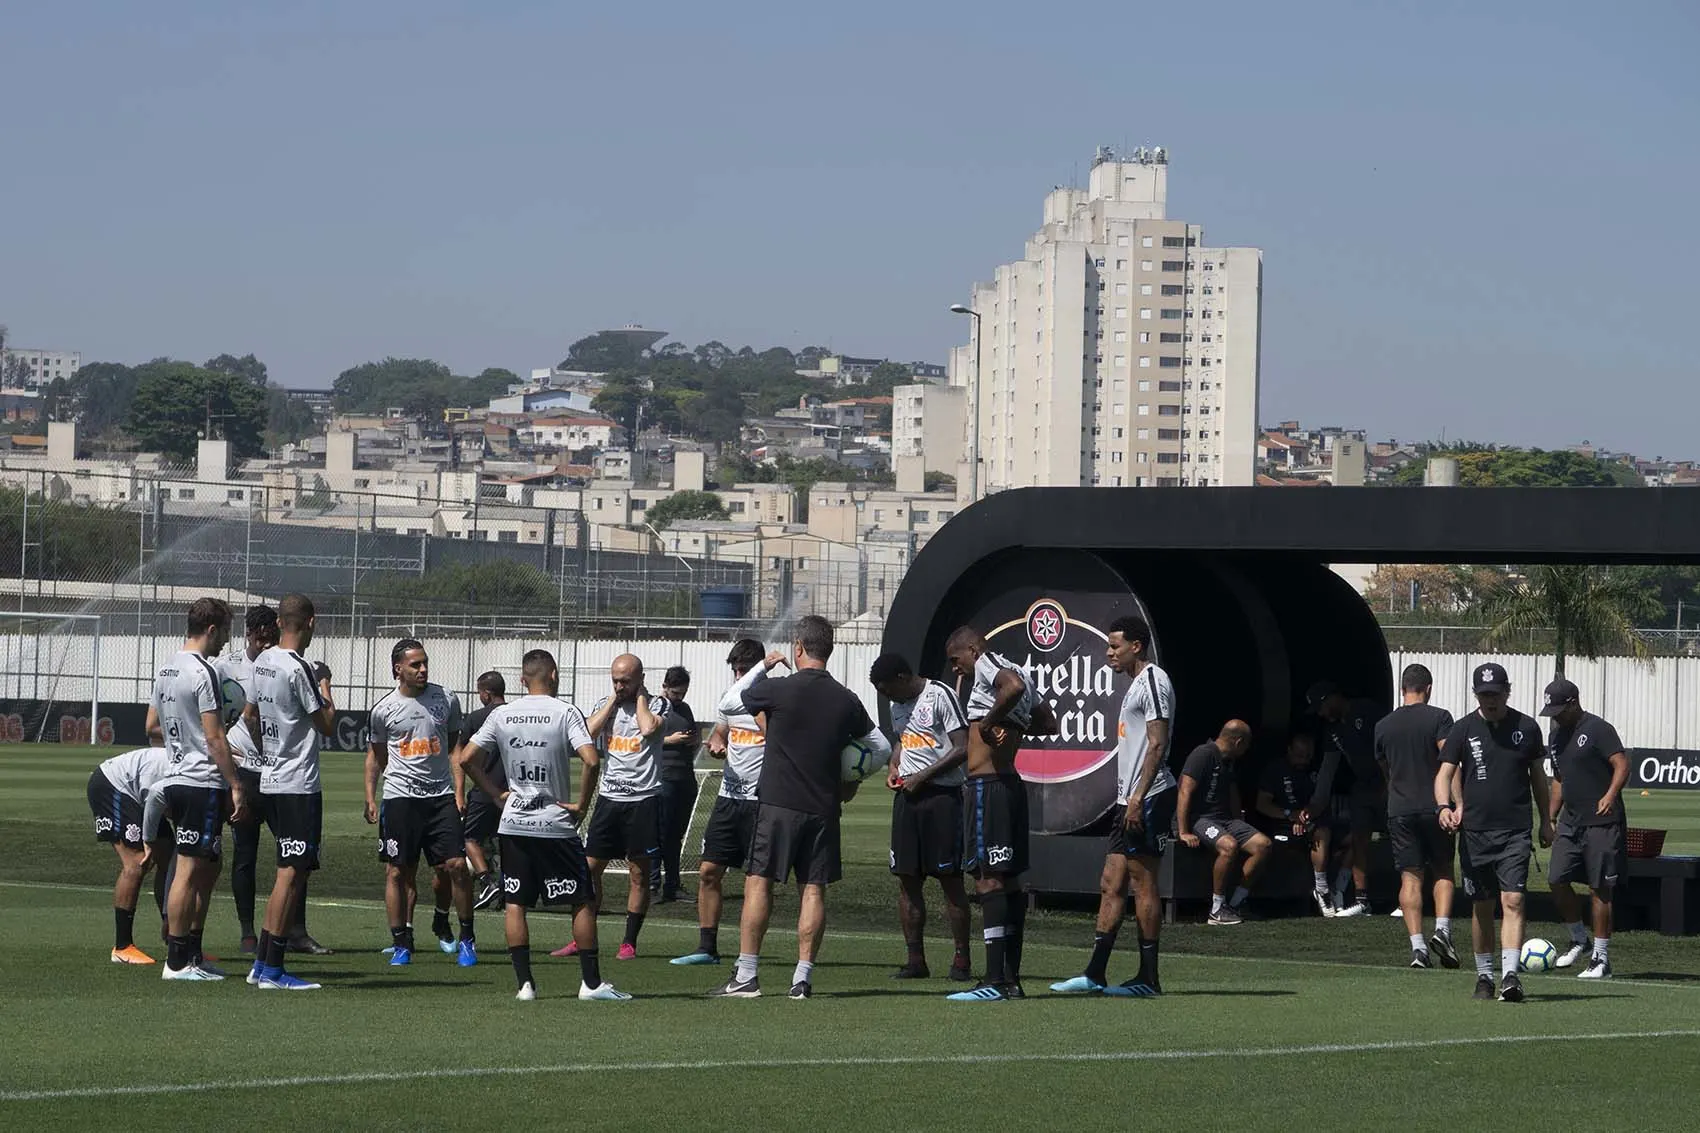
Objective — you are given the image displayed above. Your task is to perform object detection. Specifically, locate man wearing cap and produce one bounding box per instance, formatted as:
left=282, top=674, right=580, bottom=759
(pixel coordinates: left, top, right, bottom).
left=1541, top=678, right=1628, bottom=979
left=1437, top=662, right=1552, bottom=1003
left=1305, top=681, right=1387, bottom=918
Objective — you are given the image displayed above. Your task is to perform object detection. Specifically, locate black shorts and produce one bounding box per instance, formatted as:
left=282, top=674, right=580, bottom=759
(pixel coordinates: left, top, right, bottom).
left=163, top=784, right=229, bottom=860
left=1107, top=788, right=1178, bottom=860
left=891, top=784, right=964, bottom=877
left=378, top=795, right=464, bottom=868
left=261, top=792, right=323, bottom=871
left=499, top=834, right=595, bottom=908
left=1191, top=816, right=1262, bottom=848
left=1460, top=828, right=1531, bottom=898
left=701, top=796, right=759, bottom=869
left=1388, top=811, right=1455, bottom=873
left=963, top=774, right=1030, bottom=877
left=747, top=803, right=841, bottom=886
left=1548, top=822, right=1627, bottom=892
left=585, top=796, right=662, bottom=861
left=88, top=770, right=146, bottom=848
left=462, top=794, right=500, bottom=843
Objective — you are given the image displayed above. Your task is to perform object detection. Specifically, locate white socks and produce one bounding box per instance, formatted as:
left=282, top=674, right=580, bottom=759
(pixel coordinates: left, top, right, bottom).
left=735, top=953, right=758, bottom=982
left=1434, top=916, right=1451, bottom=935
left=1566, top=921, right=1588, bottom=946
left=1409, top=933, right=1426, bottom=952
left=1475, top=952, right=1493, bottom=978
left=1593, top=937, right=1610, bottom=961
left=1501, top=948, right=1519, bottom=978
left=1312, top=872, right=1328, bottom=893
left=1211, top=894, right=1226, bottom=914
left=792, top=961, right=814, bottom=986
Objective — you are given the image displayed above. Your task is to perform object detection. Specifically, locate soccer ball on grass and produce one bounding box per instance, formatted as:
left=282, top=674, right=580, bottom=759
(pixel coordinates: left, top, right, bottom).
left=1519, top=938, right=1557, bottom=973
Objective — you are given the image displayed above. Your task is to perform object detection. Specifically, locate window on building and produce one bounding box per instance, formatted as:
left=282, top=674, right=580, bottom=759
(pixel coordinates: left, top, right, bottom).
left=1199, top=430, right=1210, bottom=439
left=1138, top=284, right=1152, bottom=296
left=1158, top=404, right=1181, bottom=417
left=1117, top=235, right=1130, bottom=247
left=938, top=510, right=954, bottom=521
left=1113, top=403, right=1125, bottom=415
left=1159, top=381, right=1182, bottom=393
left=1113, top=355, right=1127, bottom=369
left=1138, top=331, right=1151, bottom=343
left=1163, top=236, right=1185, bottom=248
left=631, top=498, right=647, bottom=510
left=1157, top=452, right=1180, bottom=464
left=1137, top=404, right=1150, bottom=416
left=1114, top=427, right=1126, bottom=439
left=1138, top=379, right=1150, bottom=391
left=1136, top=427, right=1149, bottom=439
left=1202, top=333, right=1213, bottom=342
left=1140, top=259, right=1153, bottom=270
left=1116, top=259, right=1127, bottom=269
left=1160, top=333, right=1182, bottom=344
left=1203, top=262, right=1214, bottom=271
left=227, top=489, right=244, bottom=501
left=1162, top=284, right=1183, bottom=296
left=1111, top=451, right=1124, bottom=464
left=1138, top=308, right=1152, bottom=320
left=1162, top=260, right=1184, bottom=271
left=1115, top=282, right=1128, bottom=295
left=1094, top=257, right=1105, bottom=268
left=1158, top=428, right=1180, bottom=440
left=1160, top=357, right=1181, bottom=369
left=1142, top=236, right=1154, bottom=247
left=176, top=488, right=195, bottom=500
left=1160, top=309, right=1182, bottom=320
left=1114, top=307, right=1128, bottom=319
left=1138, top=357, right=1152, bottom=369
left=1114, top=330, right=1127, bottom=343
left=497, top=530, right=519, bottom=543
left=1136, top=451, right=1149, bottom=463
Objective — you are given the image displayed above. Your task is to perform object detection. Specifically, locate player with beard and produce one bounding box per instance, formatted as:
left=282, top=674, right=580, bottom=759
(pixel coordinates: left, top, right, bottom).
left=1437, top=662, right=1552, bottom=1003
left=1541, top=678, right=1629, bottom=979
left=943, top=626, right=1056, bottom=1002
left=1252, top=731, right=1336, bottom=917
left=672, top=639, right=768, bottom=967
left=457, top=649, right=631, bottom=1001
left=455, top=671, right=509, bottom=910
left=1052, top=615, right=1174, bottom=998
left=367, top=639, right=473, bottom=967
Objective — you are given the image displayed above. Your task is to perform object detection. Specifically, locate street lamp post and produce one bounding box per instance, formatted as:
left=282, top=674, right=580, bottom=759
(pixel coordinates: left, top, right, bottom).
left=949, top=304, right=981, bottom=502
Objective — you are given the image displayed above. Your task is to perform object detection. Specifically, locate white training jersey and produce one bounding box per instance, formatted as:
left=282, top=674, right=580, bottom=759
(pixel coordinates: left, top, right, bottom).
left=469, top=695, right=595, bottom=840
left=99, top=746, right=172, bottom=803
left=892, top=679, right=970, bottom=787
left=152, top=649, right=224, bottom=788
left=715, top=667, right=768, bottom=801
left=963, top=651, right=1039, bottom=729
left=369, top=683, right=463, bottom=799
left=1115, top=663, right=1176, bottom=803
left=216, top=652, right=261, bottom=770
left=252, top=645, right=326, bottom=794
left=591, top=694, right=667, bottom=802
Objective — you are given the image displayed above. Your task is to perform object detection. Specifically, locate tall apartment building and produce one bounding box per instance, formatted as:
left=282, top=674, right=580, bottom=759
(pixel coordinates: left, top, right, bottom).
left=955, top=147, right=1260, bottom=492
left=891, top=382, right=965, bottom=475
left=1, top=347, right=81, bottom=388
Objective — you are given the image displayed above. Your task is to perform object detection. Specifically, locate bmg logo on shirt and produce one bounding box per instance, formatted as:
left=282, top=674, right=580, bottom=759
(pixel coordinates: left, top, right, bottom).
left=606, top=735, right=643, bottom=755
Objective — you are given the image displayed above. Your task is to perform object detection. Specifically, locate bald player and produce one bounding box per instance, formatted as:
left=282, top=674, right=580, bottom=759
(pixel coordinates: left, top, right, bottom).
left=457, top=649, right=630, bottom=1001
left=1176, top=721, right=1266, bottom=925
left=557, top=653, right=667, bottom=961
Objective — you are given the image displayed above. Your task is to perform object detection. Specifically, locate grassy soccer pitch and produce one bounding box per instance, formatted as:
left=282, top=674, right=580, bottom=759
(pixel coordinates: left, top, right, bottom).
left=6, top=744, right=1700, bottom=1131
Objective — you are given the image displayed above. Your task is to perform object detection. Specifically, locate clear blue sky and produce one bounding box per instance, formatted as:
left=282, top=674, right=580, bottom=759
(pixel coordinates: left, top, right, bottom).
left=3, top=1, right=1696, bottom=457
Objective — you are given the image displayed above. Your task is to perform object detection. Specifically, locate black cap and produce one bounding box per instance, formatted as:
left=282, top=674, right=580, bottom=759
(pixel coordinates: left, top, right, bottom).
left=1540, top=678, right=1579, bottom=717
left=1471, top=663, right=1510, bottom=694
left=1305, top=680, right=1341, bottom=711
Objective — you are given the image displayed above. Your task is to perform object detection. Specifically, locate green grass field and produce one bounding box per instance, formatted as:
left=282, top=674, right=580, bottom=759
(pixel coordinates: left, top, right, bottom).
left=7, top=744, right=1700, bottom=1131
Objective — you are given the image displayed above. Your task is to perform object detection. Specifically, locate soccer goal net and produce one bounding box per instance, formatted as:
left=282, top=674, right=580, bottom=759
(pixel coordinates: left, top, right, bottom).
left=581, top=765, right=725, bottom=879
left=0, top=611, right=105, bottom=744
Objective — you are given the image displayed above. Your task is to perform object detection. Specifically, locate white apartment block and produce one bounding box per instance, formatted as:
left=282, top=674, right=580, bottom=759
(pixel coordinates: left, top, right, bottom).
left=2, top=347, right=80, bottom=388
left=956, top=147, right=1260, bottom=492
left=892, top=382, right=966, bottom=476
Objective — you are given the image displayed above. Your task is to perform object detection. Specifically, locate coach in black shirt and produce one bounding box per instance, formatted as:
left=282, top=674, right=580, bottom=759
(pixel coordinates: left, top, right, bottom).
left=1374, top=663, right=1458, bottom=970
left=653, top=666, right=699, bottom=902
left=1541, top=678, right=1628, bottom=979
left=710, top=614, right=890, bottom=1000
left=1437, top=662, right=1552, bottom=1004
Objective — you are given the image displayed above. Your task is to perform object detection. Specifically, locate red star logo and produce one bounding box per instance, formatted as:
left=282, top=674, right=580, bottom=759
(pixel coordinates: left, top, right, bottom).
left=1030, top=607, right=1062, bottom=648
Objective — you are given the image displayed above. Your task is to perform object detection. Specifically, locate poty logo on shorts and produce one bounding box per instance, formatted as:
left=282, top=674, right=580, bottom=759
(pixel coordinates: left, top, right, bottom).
left=279, top=838, right=307, bottom=858
left=383, top=838, right=400, bottom=857
left=124, top=824, right=141, bottom=843
left=1026, top=601, right=1066, bottom=653
left=94, top=817, right=114, bottom=834
left=987, top=845, right=1013, bottom=866
left=544, top=878, right=578, bottom=899
left=176, top=829, right=200, bottom=846
left=503, top=876, right=521, bottom=894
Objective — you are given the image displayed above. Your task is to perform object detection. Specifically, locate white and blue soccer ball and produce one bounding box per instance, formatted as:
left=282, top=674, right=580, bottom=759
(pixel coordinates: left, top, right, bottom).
left=841, top=738, right=884, bottom=783
left=219, top=677, right=247, bottom=729
left=1520, top=938, right=1557, bottom=973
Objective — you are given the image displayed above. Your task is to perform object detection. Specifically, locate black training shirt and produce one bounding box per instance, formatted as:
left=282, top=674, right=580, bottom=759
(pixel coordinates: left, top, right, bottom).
left=1316, top=698, right=1385, bottom=796
left=460, top=703, right=506, bottom=801
left=741, top=668, right=874, bottom=817
left=1181, top=741, right=1235, bottom=819
left=660, top=700, right=699, bottom=781
left=1375, top=703, right=1455, bottom=817
left=1549, top=712, right=1626, bottom=828
left=1440, top=710, right=1544, bottom=831
left=1260, top=760, right=1316, bottom=813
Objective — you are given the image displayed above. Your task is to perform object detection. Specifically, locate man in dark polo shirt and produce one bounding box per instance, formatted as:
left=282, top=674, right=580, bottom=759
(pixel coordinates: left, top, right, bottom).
left=1437, top=662, right=1552, bottom=1003
left=1176, top=721, right=1267, bottom=925
left=1306, top=681, right=1387, bottom=917
left=710, top=615, right=890, bottom=1000
left=1375, top=663, right=1458, bottom=970
left=652, top=665, right=699, bottom=903
left=1541, top=678, right=1629, bottom=979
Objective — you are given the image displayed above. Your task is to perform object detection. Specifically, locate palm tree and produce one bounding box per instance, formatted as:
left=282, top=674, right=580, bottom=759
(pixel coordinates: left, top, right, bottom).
left=1475, top=565, right=1661, bottom=677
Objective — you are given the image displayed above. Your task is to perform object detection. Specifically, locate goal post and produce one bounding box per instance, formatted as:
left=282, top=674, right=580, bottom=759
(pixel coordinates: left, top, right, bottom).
left=0, top=611, right=104, bottom=744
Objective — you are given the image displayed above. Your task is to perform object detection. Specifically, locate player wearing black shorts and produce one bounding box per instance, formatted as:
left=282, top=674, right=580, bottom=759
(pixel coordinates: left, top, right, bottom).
left=1054, top=616, right=1173, bottom=998
left=711, top=616, right=889, bottom=1000
left=871, top=653, right=973, bottom=982
left=568, top=654, right=668, bottom=961
left=88, top=746, right=174, bottom=964
left=366, top=639, right=472, bottom=967
left=1541, top=678, right=1628, bottom=979
left=1375, top=663, right=1458, bottom=969
left=147, top=596, right=247, bottom=981
left=1305, top=681, right=1388, bottom=917
left=672, top=639, right=768, bottom=967
left=1438, top=662, right=1552, bottom=1003
left=220, top=604, right=278, bottom=954
left=458, top=649, right=630, bottom=1001
left=944, top=626, right=1055, bottom=1002
left=1176, top=722, right=1265, bottom=925
left=1253, top=731, right=1335, bottom=916
left=454, top=671, right=508, bottom=910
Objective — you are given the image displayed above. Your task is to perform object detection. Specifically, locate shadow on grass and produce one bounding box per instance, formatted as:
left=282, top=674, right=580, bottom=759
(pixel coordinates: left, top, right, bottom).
left=1621, top=971, right=1700, bottom=983
left=1532, top=992, right=1632, bottom=1002
left=332, top=978, right=485, bottom=991
left=1163, top=989, right=1297, bottom=998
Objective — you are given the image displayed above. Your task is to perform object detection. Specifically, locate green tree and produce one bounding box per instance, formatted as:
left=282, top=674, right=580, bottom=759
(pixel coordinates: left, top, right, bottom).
left=645, top=490, right=730, bottom=530
left=127, top=361, right=268, bottom=463
left=1392, top=446, right=1623, bottom=487
left=364, top=561, right=557, bottom=617
left=264, top=386, right=320, bottom=448
left=332, top=358, right=467, bottom=418
left=204, top=353, right=269, bottom=387
left=64, top=362, right=141, bottom=437
left=1474, top=565, right=1663, bottom=676
left=560, top=332, right=647, bottom=372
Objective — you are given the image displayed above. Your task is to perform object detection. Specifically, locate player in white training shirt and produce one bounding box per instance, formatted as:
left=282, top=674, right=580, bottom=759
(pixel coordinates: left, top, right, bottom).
left=1053, top=614, right=1175, bottom=997
left=671, top=638, right=769, bottom=967
left=457, top=648, right=631, bottom=1002
left=87, top=745, right=174, bottom=964
left=246, top=593, right=337, bottom=990
left=870, top=652, right=974, bottom=982
left=556, top=653, right=666, bottom=961
left=366, top=638, right=472, bottom=966
left=219, top=604, right=277, bottom=953
left=147, top=596, right=244, bottom=981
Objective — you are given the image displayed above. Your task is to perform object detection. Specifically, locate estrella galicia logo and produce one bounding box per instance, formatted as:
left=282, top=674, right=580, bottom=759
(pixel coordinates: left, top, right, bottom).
left=544, top=878, right=578, bottom=899
left=1026, top=600, right=1066, bottom=654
